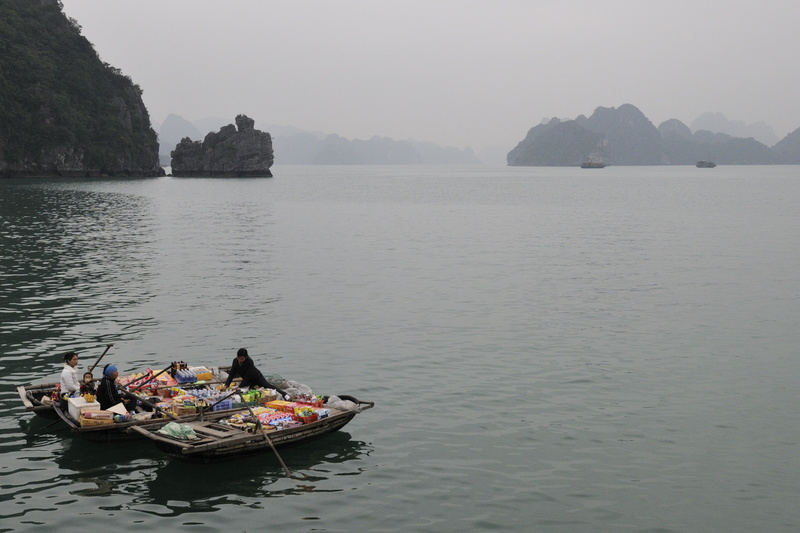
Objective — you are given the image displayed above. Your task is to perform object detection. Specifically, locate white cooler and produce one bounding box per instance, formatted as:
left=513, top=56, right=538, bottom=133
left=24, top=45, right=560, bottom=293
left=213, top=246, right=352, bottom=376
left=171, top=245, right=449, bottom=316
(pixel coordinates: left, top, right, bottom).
left=67, top=396, right=101, bottom=420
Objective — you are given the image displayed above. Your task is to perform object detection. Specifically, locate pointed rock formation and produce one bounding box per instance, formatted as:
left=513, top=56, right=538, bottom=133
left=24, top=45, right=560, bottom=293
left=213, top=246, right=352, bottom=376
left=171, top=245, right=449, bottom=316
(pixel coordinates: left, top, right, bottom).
left=170, top=115, right=274, bottom=177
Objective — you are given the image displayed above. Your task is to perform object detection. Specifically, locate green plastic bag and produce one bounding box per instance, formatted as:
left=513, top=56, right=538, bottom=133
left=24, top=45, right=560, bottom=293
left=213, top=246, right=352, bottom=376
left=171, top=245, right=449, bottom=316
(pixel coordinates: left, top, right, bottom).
left=157, top=422, right=199, bottom=440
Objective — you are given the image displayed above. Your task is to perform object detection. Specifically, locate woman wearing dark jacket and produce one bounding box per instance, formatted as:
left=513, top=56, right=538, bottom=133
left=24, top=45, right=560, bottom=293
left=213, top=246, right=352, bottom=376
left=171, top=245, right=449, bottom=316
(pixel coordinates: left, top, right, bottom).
left=224, top=348, right=273, bottom=389
left=96, top=364, right=136, bottom=412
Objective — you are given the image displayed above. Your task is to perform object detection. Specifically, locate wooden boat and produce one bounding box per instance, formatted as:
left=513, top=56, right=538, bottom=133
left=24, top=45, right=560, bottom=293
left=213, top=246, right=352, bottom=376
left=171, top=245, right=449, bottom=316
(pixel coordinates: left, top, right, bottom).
left=52, top=404, right=211, bottom=443
left=16, top=365, right=229, bottom=420
left=17, top=381, right=62, bottom=420
left=696, top=160, right=716, bottom=168
left=129, top=397, right=374, bottom=463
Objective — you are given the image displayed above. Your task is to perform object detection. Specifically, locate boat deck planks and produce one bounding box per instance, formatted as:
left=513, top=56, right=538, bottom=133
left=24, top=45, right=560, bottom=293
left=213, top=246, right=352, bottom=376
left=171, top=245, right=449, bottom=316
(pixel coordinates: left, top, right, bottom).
left=130, top=405, right=368, bottom=461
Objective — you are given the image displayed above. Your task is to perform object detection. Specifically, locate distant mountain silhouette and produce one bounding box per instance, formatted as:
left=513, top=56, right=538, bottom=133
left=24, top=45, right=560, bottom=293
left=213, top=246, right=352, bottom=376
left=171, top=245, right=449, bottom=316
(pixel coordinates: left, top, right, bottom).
left=772, top=127, right=800, bottom=164
left=508, top=104, right=795, bottom=166
left=158, top=116, right=480, bottom=166
left=690, top=112, right=778, bottom=146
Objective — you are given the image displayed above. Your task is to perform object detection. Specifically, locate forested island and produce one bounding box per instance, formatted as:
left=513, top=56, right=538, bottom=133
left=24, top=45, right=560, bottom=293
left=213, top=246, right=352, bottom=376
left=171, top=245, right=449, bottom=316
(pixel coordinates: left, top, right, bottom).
left=0, top=0, right=162, bottom=177
left=508, top=104, right=800, bottom=166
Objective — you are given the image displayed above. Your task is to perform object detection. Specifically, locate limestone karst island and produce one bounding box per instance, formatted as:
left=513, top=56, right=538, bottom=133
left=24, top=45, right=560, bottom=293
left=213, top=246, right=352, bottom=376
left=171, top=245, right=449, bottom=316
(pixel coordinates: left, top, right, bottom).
left=170, top=115, right=274, bottom=178
left=0, top=0, right=163, bottom=178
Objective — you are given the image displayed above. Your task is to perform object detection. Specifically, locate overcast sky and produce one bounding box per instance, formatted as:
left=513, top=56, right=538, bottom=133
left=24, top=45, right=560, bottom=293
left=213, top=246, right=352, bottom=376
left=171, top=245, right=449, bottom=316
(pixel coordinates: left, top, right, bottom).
left=60, top=0, right=800, bottom=151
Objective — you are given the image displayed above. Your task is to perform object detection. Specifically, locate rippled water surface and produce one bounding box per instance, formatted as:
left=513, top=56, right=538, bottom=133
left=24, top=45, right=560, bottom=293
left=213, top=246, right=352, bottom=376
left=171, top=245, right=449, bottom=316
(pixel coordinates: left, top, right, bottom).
left=1, top=165, right=799, bottom=532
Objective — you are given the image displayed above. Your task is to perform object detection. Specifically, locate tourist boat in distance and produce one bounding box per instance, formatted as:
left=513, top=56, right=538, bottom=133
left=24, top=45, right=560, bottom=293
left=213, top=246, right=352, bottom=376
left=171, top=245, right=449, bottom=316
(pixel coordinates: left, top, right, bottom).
left=129, top=397, right=374, bottom=462
left=696, top=160, right=717, bottom=168
left=580, top=161, right=607, bottom=168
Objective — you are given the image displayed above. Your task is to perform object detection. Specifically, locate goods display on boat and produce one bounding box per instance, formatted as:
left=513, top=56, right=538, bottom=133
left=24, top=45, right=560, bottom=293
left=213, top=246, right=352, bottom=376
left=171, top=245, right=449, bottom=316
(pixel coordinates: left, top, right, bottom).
left=18, top=356, right=373, bottom=450
left=130, top=394, right=374, bottom=463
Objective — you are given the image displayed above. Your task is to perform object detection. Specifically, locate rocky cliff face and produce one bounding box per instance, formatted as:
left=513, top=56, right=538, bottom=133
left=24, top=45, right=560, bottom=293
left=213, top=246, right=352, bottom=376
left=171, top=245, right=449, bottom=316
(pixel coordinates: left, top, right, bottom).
left=0, top=0, right=163, bottom=177
left=170, top=115, right=274, bottom=177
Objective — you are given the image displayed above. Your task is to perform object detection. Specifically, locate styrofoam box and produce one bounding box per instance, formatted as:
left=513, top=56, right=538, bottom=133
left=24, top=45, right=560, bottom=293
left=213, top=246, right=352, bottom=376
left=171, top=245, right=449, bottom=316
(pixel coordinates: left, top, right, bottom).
left=67, top=396, right=101, bottom=420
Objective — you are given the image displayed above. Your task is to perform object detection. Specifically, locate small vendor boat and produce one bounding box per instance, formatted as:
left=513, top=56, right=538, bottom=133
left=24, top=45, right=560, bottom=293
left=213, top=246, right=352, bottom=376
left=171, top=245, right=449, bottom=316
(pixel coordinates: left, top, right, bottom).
left=129, top=396, right=374, bottom=463
left=16, top=364, right=229, bottom=420
left=17, top=381, right=63, bottom=420
left=51, top=402, right=249, bottom=443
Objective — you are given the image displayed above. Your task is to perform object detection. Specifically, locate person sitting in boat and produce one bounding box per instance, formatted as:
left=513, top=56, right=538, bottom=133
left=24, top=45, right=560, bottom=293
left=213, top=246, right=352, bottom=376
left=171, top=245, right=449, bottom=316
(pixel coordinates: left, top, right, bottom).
left=59, top=351, right=81, bottom=398
left=224, top=348, right=287, bottom=398
left=80, top=372, right=96, bottom=394
left=96, top=364, right=136, bottom=412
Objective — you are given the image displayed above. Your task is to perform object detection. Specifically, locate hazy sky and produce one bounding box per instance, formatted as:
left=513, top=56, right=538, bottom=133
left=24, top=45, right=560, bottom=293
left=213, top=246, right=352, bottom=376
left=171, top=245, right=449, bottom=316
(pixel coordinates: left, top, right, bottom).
left=60, top=0, right=800, bottom=151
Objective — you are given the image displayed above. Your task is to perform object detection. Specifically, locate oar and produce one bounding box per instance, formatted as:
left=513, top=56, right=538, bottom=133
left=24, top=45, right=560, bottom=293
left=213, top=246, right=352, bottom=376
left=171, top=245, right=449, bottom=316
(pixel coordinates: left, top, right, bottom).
left=244, top=403, right=292, bottom=477
left=120, top=389, right=178, bottom=420
left=43, top=418, right=67, bottom=430
left=207, top=388, right=240, bottom=409
left=87, top=344, right=114, bottom=373
left=128, top=364, right=174, bottom=392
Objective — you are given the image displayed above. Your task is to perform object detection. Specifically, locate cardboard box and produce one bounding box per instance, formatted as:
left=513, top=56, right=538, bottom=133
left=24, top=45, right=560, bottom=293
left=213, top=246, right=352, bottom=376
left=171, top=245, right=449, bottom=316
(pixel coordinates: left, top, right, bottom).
left=79, top=415, right=114, bottom=427
left=80, top=409, right=114, bottom=420
left=265, top=400, right=292, bottom=411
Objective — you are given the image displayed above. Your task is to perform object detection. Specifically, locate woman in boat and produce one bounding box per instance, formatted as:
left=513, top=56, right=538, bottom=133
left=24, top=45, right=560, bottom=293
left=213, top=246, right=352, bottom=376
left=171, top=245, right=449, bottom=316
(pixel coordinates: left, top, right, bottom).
left=59, top=352, right=81, bottom=398
left=224, top=348, right=280, bottom=391
left=96, top=364, right=136, bottom=412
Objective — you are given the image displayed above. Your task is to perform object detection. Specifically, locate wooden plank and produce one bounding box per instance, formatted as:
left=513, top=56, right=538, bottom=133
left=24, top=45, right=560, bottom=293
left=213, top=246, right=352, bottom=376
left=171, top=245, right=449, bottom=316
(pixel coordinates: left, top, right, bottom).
left=189, top=424, right=240, bottom=438
left=17, top=386, right=34, bottom=408
left=127, top=425, right=212, bottom=448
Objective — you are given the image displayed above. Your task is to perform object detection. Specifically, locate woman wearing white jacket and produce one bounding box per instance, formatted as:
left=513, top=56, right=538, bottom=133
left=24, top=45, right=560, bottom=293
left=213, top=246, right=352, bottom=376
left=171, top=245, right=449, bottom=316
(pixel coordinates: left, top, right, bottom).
left=59, top=351, right=80, bottom=398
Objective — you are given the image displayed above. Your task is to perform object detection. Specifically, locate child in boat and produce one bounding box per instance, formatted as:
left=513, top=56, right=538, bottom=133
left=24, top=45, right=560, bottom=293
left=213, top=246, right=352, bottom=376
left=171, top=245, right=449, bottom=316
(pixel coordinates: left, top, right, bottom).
left=80, top=372, right=96, bottom=394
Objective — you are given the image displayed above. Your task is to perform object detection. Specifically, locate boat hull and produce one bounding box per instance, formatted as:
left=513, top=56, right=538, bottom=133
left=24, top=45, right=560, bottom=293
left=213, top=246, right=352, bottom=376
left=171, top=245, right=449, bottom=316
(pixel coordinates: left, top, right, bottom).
left=16, top=369, right=231, bottom=422
left=131, top=409, right=363, bottom=463
left=17, top=384, right=61, bottom=420
left=52, top=405, right=230, bottom=443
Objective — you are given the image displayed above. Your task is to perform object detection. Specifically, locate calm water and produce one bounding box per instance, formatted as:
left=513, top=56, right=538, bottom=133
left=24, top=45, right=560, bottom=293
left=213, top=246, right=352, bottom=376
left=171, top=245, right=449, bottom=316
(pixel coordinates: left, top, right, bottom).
left=1, top=165, right=799, bottom=532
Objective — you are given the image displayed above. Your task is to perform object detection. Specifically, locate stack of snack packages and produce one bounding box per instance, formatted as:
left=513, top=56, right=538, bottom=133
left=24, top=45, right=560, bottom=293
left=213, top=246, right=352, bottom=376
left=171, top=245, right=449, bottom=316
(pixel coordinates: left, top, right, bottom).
left=218, top=395, right=330, bottom=433
left=219, top=406, right=296, bottom=432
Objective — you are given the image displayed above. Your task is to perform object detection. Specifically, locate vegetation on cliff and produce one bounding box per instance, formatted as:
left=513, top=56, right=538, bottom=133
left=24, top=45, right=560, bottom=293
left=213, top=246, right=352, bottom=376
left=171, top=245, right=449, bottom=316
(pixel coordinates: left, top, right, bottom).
left=0, top=0, right=162, bottom=177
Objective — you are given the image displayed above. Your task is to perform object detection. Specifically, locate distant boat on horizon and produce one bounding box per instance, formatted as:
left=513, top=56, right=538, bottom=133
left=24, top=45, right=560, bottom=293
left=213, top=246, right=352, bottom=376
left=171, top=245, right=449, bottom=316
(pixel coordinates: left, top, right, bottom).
left=696, top=160, right=717, bottom=168
left=580, top=161, right=606, bottom=168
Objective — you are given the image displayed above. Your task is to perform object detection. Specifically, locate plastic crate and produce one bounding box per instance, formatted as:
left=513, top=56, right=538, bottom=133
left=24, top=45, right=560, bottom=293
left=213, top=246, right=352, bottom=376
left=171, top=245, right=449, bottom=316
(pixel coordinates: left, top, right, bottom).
left=297, top=413, right=319, bottom=424
left=212, top=399, right=233, bottom=411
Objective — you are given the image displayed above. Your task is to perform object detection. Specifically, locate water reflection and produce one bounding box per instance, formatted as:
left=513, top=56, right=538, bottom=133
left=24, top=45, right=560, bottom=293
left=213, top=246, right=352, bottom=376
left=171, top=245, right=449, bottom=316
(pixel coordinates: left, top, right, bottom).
left=144, top=432, right=374, bottom=503
left=0, top=184, right=158, bottom=379
left=36, top=424, right=373, bottom=514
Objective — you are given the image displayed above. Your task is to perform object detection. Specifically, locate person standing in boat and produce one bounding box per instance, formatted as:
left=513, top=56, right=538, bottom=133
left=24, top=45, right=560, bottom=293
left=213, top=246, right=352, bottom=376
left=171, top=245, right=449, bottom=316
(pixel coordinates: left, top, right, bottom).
left=224, top=348, right=277, bottom=390
left=96, top=364, right=136, bottom=412
left=59, top=351, right=81, bottom=398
